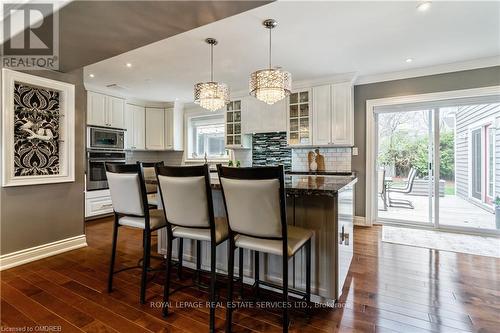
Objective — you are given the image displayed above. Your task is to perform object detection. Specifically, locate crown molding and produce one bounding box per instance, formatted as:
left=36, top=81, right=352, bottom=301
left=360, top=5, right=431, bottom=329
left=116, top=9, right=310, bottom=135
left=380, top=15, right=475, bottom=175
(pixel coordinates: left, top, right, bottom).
left=355, top=56, right=500, bottom=86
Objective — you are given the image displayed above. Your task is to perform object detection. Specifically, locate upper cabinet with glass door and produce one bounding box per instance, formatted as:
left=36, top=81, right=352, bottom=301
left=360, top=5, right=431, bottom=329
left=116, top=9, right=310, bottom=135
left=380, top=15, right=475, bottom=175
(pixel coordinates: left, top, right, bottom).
left=287, top=90, right=312, bottom=146
left=225, top=100, right=251, bottom=149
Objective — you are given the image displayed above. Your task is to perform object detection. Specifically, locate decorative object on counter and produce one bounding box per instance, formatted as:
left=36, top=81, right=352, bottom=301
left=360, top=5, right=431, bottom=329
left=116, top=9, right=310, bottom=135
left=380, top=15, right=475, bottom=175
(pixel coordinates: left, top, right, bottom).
left=292, top=147, right=351, bottom=173
left=307, top=149, right=325, bottom=172
left=249, top=19, right=291, bottom=105
left=2, top=69, right=75, bottom=187
left=252, top=132, right=291, bottom=171
left=194, top=38, right=230, bottom=111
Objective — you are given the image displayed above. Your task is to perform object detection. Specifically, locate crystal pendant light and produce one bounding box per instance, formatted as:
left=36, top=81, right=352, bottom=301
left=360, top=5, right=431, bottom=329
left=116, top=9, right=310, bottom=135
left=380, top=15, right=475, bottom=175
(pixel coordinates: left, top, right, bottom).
left=249, top=19, right=291, bottom=105
left=194, top=38, right=230, bottom=111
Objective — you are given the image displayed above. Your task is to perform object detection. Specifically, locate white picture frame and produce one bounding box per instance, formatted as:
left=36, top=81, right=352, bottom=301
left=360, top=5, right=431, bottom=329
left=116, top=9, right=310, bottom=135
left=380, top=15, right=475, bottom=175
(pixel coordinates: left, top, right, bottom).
left=1, top=68, right=75, bottom=187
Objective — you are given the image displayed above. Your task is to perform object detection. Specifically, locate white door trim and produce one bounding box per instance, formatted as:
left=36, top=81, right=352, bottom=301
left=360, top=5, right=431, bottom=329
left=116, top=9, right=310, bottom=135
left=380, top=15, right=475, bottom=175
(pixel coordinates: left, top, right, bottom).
left=365, top=85, right=500, bottom=226
left=0, top=234, right=87, bottom=271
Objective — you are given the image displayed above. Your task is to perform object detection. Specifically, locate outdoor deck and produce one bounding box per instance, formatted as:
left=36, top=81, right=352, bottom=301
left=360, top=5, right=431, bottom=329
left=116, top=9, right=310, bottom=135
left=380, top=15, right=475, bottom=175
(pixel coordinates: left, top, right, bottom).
left=378, top=193, right=497, bottom=230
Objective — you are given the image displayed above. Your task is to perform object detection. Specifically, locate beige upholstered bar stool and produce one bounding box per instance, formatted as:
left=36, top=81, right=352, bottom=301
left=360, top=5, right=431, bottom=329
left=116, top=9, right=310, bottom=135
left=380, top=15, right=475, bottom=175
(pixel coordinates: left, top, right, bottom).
left=137, top=161, right=164, bottom=208
left=105, top=163, right=167, bottom=304
left=156, top=164, right=228, bottom=333
left=217, top=165, right=313, bottom=333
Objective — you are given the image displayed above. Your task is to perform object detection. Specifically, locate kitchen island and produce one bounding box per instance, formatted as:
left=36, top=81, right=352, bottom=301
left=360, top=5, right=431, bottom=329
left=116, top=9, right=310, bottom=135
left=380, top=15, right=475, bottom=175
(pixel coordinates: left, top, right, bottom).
left=153, top=173, right=357, bottom=303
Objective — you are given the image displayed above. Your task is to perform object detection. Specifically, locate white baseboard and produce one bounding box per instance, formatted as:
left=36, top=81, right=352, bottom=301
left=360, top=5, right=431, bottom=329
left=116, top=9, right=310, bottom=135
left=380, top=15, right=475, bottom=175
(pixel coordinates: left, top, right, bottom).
left=354, top=216, right=368, bottom=226
left=0, top=234, right=87, bottom=271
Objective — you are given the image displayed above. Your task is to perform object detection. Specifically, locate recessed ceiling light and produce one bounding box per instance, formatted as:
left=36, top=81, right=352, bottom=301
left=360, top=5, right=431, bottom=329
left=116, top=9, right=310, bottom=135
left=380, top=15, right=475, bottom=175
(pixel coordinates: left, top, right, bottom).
left=417, top=1, right=431, bottom=12
left=406, top=58, right=413, bottom=63
left=89, top=73, right=95, bottom=78
left=126, top=63, right=132, bottom=68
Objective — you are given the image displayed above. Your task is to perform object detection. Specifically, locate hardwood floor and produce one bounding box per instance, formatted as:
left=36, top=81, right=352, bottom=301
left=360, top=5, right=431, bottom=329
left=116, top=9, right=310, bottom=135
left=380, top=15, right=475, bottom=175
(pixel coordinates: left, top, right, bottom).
left=1, top=217, right=499, bottom=332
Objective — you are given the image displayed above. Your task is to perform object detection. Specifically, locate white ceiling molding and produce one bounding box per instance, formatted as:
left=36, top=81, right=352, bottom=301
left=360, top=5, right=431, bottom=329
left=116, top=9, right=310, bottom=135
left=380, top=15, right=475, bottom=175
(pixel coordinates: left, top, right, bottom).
left=355, top=56, right=500, bottom=86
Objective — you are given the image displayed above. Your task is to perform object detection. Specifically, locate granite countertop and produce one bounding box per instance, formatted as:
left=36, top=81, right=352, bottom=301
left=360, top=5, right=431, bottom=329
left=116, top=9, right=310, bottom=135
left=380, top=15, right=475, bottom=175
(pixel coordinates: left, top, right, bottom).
left=147, top=174, right=357, bottom=197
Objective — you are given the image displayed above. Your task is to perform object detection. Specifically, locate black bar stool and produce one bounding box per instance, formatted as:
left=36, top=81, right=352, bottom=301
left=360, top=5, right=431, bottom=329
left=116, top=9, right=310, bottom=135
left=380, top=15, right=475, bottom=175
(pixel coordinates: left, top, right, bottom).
left=217, top=165, right=313, bottom=333
left=105, top=163, right=167, bottom=304
left=156, top=164, right=229, bottom=333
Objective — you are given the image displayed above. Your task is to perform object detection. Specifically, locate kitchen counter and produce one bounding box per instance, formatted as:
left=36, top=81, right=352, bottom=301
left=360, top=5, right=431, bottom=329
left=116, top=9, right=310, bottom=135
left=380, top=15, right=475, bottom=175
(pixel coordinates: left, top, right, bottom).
left=153, top=173, right=357, bottom=303
left=146, top=174, right=357, bottom=197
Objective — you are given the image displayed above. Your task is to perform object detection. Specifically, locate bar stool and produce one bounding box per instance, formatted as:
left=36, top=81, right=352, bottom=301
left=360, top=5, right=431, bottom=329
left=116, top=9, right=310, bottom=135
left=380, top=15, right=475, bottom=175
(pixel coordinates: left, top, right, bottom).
left=137, top=161, right=164, bottom=208
left=156, top=164, right=228, bottom=333
left=217, top=165, right=313, bottom=333
left=105, top=163, right=167, bottom=304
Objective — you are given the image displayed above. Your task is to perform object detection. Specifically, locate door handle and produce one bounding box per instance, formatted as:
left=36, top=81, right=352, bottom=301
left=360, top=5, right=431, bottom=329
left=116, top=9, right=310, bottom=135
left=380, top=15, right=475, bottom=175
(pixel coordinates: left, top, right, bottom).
left=339, top=225, right=345, bottom=244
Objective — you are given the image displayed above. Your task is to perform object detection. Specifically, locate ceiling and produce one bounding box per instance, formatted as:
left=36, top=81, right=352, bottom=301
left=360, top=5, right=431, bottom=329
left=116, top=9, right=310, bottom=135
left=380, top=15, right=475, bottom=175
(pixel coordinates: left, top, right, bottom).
left=5, top=1, right=271, bottom=72
left=84, top=1, right=500, bottom=102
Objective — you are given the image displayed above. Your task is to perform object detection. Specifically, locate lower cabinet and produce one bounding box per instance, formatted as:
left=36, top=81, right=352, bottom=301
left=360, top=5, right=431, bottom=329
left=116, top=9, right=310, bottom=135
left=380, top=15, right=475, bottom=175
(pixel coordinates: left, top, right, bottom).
left=85, top=189, right=113, bottom=219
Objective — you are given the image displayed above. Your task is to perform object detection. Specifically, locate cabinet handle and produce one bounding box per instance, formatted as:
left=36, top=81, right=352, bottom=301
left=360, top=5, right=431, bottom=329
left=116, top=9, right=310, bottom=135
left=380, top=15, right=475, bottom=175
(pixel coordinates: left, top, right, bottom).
left=102, top=203, right=113, bottom=208
left=344, top=233, right=350, bottom=246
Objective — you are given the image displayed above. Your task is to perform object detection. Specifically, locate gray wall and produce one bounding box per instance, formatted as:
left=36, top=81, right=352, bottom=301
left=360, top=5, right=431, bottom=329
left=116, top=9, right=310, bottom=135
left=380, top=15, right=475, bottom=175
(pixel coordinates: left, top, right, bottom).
left=352, top=66, right=500, bottom=217
left=455, top=103, right=500, bottom=200
left=0, top=69, right=86, bottom=255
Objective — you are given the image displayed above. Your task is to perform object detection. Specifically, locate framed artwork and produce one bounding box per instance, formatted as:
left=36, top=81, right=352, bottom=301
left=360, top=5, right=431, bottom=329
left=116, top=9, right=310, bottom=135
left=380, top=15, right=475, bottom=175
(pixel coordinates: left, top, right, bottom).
left=2, top=68, right=75, bottom=187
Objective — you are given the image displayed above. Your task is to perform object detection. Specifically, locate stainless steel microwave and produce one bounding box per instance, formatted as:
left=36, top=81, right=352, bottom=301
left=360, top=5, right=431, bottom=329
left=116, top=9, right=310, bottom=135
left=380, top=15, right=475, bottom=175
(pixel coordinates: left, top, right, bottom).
left=87, top=126, right=125, bottom=150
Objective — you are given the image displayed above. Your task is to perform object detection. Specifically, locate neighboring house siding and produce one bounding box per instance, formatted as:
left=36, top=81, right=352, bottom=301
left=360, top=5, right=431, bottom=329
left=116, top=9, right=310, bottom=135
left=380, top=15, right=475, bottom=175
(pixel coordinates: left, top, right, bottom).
left=455, top=103, right=500, bottom=200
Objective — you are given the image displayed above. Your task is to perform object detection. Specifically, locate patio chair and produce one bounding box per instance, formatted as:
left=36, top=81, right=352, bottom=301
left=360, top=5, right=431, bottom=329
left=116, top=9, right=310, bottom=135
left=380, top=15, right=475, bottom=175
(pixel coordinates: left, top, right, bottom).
left=387, top=168, right=417, bottom=209
left=378, top=169, right=387, bottom=211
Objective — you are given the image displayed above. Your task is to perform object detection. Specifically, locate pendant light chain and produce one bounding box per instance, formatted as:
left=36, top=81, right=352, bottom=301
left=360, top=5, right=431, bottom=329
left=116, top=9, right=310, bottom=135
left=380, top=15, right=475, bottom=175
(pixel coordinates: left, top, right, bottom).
left=268, top=27, right=272, bottom=69
left=210, top=42, right=214, bottom=82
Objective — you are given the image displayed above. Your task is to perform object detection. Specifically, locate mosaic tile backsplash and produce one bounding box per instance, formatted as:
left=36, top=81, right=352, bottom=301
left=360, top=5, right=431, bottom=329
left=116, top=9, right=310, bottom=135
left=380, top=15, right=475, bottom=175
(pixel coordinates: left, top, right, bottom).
left=252, top=132, right=291, bottom=171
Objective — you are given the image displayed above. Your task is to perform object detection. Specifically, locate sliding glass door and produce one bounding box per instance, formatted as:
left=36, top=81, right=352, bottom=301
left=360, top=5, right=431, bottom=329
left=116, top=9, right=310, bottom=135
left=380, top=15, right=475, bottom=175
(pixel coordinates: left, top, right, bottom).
left=375, top=101, right=499, bottom=234
left=376, top=109, right=435, bottom=226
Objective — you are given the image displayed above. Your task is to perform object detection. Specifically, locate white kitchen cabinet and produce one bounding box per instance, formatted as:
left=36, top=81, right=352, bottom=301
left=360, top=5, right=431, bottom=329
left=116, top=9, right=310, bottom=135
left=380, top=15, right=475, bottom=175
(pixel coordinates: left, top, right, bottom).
left=287, top=89, right=312, bottom=146
left=312, top=85, right=332, bottom=146
left=87, top=91, right=107, bottom=127
left=87, top=91, right=125, bottom=129
left=108, top=96, right=125, bottom=129
left=310, top=82, right=354, bottom=147
left=125, top=104, right=145, bottom=150
left=85, top=189, right=113, bottom=219
left=331, top=82, right=354, bottom=146
left=145, top=107, right=165, bottom=150
left=225, top=100, right=251, bottom=149
left=164, top=103, right=184, bottom=151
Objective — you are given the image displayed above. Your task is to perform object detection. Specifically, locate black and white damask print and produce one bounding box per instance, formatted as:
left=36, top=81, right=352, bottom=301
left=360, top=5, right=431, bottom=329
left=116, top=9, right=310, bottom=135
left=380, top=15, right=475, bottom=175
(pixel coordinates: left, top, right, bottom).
left=13, top=82, right=60, bottom=176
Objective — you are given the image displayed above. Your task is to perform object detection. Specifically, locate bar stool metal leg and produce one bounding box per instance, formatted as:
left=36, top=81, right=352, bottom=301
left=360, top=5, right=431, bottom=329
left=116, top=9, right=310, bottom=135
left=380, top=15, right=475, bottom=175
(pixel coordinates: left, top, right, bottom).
left=107, top=214, right=119, bottom=293
left=140, top=229, right=151, bottom=304
left=163, top=230, right=173, bottom=317
left=196, top=240, right=202, bottom=285
left=226, top=237, right=235, bottom=333
left=305, top=239, right=312, bottom=316
left=254, top=251, right=260, bottom=297
left=209, top=242, right=217, bottom=333
left=239, top=248, right=244, bottom=298
left=282, top=253, right=289, bottom=333
left=177, top=238, right=184, bottom=280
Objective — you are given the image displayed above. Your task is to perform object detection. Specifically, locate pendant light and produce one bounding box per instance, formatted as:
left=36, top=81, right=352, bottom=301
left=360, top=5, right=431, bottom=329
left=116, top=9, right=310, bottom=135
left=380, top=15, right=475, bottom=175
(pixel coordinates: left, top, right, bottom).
left=249, top=19, right=291, bottom=105
left=194, top=38, right=230, bottom=111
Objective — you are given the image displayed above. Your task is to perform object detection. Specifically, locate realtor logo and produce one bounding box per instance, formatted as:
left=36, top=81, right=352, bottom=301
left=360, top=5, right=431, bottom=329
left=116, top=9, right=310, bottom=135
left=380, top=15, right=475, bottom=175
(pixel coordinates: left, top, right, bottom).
left=2, top=3, right=59, bottom=69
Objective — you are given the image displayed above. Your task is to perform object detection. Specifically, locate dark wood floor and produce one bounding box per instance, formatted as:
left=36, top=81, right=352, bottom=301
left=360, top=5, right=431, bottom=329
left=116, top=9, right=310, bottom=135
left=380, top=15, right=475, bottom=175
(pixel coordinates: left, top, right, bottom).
left=1, top=217, right=499, bottom=333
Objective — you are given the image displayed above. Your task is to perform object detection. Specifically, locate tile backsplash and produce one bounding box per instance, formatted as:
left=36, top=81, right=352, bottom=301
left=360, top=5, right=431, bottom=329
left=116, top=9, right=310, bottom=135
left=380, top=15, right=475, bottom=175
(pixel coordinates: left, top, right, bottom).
left=252, top=132, right=291, bottom=171
left=292, top=147, right=352, bottom=172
